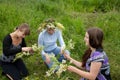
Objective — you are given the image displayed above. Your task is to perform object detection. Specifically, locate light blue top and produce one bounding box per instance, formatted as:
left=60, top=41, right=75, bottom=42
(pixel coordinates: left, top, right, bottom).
left=38, top=29, right=65, bottom=55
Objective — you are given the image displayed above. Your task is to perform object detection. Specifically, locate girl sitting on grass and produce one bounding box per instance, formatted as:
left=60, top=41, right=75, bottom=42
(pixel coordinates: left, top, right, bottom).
left=64, top=27, right=112, bottom=80
left=0, top=23, right=33, bottom=80
left=38, top=18, right=70, bottom=68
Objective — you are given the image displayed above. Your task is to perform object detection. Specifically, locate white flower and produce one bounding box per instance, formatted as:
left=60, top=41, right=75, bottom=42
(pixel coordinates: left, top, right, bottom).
left=46, top=71, right=51, bottom=77
left=62, top=60, right=66, bottom=64
left=70, top=60, right=73, bottom=64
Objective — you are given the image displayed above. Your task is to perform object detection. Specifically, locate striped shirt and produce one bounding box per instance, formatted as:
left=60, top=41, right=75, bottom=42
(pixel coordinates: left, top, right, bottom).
left=81, top=50, right=111, bottom=80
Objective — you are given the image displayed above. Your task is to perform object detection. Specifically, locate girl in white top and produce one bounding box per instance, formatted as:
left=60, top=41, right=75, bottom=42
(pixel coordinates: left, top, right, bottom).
left=38, top=18, right=70, bottom=68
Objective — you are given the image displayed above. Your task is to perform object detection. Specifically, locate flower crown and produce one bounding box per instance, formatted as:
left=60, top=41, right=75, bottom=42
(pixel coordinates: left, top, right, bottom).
left=38, top=19, right=65, bottom=32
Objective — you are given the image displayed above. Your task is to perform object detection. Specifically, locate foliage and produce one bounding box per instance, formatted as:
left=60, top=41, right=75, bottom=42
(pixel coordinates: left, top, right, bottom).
left=0, top=0, right=120, bottom=80
left=45, top=54, right=68, bottom=78
left=45, top=39, right=74, bottom=78
left=13, top=44, right=43, bottom=62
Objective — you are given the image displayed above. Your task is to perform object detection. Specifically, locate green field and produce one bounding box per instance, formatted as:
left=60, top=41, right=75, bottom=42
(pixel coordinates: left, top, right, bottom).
left=0, top=0, right=120, bottom=80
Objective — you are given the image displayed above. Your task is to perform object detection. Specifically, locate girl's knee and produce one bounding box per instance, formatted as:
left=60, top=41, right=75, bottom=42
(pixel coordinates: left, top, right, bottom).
left=64, top=50, right=70, bottom=55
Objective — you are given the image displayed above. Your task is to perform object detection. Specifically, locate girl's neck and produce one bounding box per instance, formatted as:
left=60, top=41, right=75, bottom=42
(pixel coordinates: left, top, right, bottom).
left=10, top=31, right=22, bottom=46
left=11, top=31, right=20, bottom=39
left=90, top=47, right=96, bottom=53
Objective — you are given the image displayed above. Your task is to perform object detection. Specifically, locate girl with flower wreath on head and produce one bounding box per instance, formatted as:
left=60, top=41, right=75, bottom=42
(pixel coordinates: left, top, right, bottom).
left=64, top=27, right=112, bottom=80
left=38, top=18, right=70, bottom=69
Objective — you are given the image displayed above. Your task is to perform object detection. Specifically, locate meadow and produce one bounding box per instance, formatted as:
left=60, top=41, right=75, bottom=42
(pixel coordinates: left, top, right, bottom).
left=0, top=0, right=120, bottom=80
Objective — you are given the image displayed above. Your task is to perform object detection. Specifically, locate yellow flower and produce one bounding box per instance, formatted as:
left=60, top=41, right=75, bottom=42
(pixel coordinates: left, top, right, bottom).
left=56, top=22, right=65, bottom=30
left=24, top=76, right=29, bottom=80
left=38, top=23, right=46, bottom=32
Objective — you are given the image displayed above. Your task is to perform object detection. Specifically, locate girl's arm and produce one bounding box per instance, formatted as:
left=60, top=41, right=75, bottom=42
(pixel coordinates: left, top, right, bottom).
left=58, top=30, right=65, bottom=48
left=3, top=35, right=22, bottom=56
left=68, top=56, right=82, bottom=68
left=68, top=62, right=102, bottom=80
left=64, top=53, right=82, bottom=68
left=21, top=38, right=26, bottom=47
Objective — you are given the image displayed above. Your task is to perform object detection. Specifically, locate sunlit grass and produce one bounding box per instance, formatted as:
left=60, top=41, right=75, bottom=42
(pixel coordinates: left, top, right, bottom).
left=0, top=0, right=120, bottom=80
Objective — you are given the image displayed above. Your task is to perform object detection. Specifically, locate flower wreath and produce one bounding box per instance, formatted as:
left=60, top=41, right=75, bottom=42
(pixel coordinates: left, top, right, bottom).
left=38, top=18, right=65, bottom=32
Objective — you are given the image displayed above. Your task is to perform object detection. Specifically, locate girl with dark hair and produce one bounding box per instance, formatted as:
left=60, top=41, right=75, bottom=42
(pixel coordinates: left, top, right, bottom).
left=0, top=23, right=33, bottom=80
left=64, top=27, right=111, bottom=80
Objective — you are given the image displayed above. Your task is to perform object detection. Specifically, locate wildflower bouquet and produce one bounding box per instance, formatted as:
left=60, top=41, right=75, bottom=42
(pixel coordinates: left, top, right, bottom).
left=13, top=44, right=43, bottom=62
left=45, top=39, right=75, bottom=78
left=45, top=53, right=59, bottom=77
left=45, top=53, right=69, bottom=78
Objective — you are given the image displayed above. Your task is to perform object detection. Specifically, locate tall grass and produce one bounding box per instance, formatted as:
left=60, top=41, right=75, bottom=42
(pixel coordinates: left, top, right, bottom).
left=0, top=0, right=120, bottom=80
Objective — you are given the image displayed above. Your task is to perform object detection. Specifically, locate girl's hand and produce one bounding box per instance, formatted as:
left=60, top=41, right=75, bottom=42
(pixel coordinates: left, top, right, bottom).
left=22, top=47, right=33, bottom=53
left=60, top=48, right=64, bottom=54
left=45, top=54, right=51, bottom=64
left=63, top=53, right=71, bottom=60
left=60, top=45, right=66, bottom=54
left=67, top=66, right=76, bottom=72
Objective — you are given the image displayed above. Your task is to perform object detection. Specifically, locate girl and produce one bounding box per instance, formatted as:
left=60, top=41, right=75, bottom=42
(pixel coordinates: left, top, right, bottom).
left=38, top=18, right=70, bottom=68
left=0, top=23, right=33, bottom=80
left=64, top=27, right=111, bottom=80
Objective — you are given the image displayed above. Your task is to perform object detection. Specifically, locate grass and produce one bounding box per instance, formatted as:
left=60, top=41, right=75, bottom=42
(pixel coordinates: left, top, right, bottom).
left=0, top=0, right=120, bottom=80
